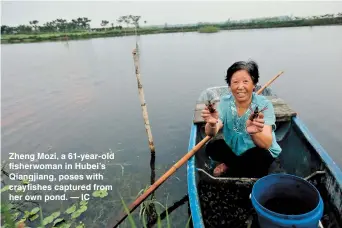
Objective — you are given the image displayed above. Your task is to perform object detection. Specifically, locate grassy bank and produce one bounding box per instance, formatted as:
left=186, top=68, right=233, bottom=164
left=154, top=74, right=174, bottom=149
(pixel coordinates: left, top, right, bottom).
left=2, top=17, right=342, bottom=44
left=198, top=26, right=220, bottom=33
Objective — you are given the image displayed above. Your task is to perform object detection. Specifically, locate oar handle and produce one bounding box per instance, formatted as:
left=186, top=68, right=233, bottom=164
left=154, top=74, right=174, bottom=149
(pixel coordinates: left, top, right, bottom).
left=256, top=71, right=284, bottom=95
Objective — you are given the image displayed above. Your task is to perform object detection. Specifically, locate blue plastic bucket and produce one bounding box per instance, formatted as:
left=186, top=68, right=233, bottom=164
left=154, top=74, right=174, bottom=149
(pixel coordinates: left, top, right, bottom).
left=251, top=174, right=323, bottom=228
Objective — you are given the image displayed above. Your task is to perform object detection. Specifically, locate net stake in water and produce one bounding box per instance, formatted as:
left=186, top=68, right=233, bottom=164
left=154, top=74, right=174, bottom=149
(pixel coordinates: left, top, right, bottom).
left=132, top=48, right=156, bottom=153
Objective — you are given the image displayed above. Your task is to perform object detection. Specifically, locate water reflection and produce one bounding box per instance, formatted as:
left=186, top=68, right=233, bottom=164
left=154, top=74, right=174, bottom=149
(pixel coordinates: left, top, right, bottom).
left=146, top=152, right=157, bottom=225
left=148, top=194, right=189, bottom=227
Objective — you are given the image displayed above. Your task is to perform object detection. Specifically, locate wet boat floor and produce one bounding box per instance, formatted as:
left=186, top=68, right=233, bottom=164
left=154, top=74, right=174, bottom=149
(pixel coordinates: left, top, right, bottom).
left=198, top=179, right=260, bottom=228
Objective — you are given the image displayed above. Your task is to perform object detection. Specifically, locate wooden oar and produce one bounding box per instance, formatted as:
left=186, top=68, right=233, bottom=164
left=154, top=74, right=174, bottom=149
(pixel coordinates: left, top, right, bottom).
left=108, top=71, right=284, bottom=228
left=257, top=71, right=284, bottom=93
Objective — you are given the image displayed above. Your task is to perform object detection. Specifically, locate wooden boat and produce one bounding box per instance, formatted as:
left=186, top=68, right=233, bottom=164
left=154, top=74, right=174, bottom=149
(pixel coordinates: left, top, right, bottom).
left=187, top=86, right=342, bottom=228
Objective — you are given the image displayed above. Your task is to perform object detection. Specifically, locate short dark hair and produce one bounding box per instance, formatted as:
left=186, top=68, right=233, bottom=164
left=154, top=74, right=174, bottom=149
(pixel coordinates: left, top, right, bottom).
left=225, top=61, right=259, bottom=86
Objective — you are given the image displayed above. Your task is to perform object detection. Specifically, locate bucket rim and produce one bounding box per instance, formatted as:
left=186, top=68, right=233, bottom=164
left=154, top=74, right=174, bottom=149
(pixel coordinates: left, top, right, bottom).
left=251, top=173, right=322, bottom=219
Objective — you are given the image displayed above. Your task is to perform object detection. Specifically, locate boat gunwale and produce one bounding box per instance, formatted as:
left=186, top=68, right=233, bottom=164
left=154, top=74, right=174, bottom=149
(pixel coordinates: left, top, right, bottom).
left=187, top=123, right=205, bottom=228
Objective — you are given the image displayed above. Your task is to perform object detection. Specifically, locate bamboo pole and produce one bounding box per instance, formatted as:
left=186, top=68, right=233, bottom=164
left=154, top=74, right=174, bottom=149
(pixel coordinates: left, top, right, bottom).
left=257, top=71, right=283, bottom=93
left=132, top=48, right=155, bottom=153
left=133, top=33, right=157, bottom=225
left=108, top=71, right=284, bottom=228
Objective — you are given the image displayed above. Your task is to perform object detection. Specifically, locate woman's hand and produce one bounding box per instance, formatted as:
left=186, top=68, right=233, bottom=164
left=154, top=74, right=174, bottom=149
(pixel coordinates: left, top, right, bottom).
left=246, top=112, right=265, bottom=135
left=201, top=106, right=219, bottom=125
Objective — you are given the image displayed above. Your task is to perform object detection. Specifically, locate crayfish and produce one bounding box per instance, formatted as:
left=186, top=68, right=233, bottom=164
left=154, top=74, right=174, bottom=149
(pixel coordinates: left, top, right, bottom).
left=205, top=100, right=216, bottom=113
left=249, top=105, right=268, bottom=121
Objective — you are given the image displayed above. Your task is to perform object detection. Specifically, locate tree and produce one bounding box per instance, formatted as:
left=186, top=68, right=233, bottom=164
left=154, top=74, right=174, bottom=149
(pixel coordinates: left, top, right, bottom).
left=122, top=16, right=131, bottom=28
left=1, top=25, right=8, bottom=34
left=1, top=25, right=14, bottom=34
left=101, top=20, right=109, bottom=30
left=117, top=17, right=123, bottom=26
left=55, top=19, right=67, bottom=32
left=117, top=16, right=130, bottom=35
left=130, top=15, right=141, bottom=28
left=82, top=17, right=91, bottom=29
left=77, top=17, right=83, bottom=28
left=129, top=15, right=141, bottom=35
left=17, top=25, right=32, bottom=33
left=29, top=20, right=39, bottom=32
left=71, top=19, right=80, bottom=30
left=68, top=17, right=90, bottom=30
left=40, top=22, right=55, bottom=33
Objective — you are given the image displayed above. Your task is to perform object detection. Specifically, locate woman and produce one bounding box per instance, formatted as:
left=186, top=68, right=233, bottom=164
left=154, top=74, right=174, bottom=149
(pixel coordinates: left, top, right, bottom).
left=201, top=61, right=282, bottom=178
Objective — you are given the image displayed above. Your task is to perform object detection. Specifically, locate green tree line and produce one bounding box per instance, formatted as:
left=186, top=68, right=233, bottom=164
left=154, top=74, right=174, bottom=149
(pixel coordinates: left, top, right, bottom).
left=1, top=15, right=145, bottom=34
left=3, top=13, right=341, bottom=35
left=1, top=13, right=341, bottom=44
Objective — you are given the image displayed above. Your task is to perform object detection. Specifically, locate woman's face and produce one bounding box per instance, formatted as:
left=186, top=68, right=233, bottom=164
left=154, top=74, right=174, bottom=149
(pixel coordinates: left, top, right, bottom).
left=229, top=70, right=255, bottom=103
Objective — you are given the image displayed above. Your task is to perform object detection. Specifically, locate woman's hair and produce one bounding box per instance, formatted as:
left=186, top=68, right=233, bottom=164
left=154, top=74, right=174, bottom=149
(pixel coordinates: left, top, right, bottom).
left=225, top=60, right=259, bottom=86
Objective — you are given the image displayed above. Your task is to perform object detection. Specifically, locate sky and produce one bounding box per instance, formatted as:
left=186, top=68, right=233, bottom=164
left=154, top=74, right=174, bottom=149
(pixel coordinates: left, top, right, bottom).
left=1, top=1, right=342, bottom=28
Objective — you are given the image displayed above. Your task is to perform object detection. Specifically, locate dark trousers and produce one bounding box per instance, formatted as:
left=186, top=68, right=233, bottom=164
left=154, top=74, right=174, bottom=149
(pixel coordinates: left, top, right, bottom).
left=205, top=139, right=275, bottom=178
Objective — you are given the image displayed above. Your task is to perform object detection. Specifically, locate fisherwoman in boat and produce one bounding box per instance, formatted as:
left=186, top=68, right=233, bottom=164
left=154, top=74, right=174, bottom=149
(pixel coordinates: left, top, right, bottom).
left=201, top=61, right=282, bottom=178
